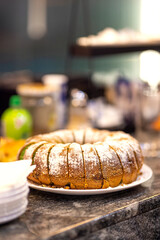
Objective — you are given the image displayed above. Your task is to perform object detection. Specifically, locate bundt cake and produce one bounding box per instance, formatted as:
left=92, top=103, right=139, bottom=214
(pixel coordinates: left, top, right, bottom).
left=17, top=128, right=144, bottom=189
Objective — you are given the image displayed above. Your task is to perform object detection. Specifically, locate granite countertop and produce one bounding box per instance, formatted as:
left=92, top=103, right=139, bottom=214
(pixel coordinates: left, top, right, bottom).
left=0, top=157, right=160, bottom=240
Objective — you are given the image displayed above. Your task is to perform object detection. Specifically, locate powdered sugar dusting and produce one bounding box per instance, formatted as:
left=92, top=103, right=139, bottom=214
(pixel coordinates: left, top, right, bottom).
left=81, top=143, right=102, bottom=188
left=127, top=140, right=144, bottom=169
left=81, top=144, right=98, bottom=165
left=43, top=133, right=62, bottom=143
left=81, top=144, right=101, bottom=179
left=34, top=143, right=55, bottom=169
left=94, top=142, right=123, bottom=182
left=108, top=140, right=132, bottom=174
left=120, top=141, right=136, bottom=160
left=49, top=144, right=69, bottom=177
left=23, top=141, right=46, bottom=159
left=68, top=143, right=84, bottom=178
left=91, top=131, right=102, bottom=143
left=53, top=130, right=74, bottom=143
left=94, top=143, right=115, bottom=164
left=73, top=130, right=84, bottom=144
left=84, top=128, right=96, bottom=144
left=104, top=131, right=131, bottom=142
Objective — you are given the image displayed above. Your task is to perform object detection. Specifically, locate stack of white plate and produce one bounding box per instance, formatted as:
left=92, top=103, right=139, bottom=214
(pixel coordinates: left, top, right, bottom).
left=0, top=160, right=35, bottom=224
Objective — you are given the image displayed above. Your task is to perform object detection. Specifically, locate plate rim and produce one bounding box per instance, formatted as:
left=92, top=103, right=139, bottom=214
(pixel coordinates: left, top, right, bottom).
left=28, top=164, right=152, bottom=195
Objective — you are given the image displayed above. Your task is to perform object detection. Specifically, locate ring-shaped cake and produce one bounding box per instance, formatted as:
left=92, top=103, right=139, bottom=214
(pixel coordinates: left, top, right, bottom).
left=17, top=128, right=144, bottom=189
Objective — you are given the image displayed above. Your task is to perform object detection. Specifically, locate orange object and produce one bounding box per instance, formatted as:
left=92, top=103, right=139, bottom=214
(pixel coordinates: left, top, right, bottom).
left=151, top=115, right=160, bottom=131
left=0, top=137, right=25, bottom=162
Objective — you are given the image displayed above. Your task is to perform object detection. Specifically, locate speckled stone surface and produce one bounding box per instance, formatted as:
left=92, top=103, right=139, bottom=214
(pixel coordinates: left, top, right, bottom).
left=0, top=158, right=160, bottom=240
left=77, top=208, right=160, bottom=240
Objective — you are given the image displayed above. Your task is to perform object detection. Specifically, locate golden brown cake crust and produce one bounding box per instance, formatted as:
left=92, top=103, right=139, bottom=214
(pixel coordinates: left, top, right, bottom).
left=94, top=142, right=123, bottom=188
left=68, top=143, right=85, bottom=189
left=18, top=128, right=144, bottom=189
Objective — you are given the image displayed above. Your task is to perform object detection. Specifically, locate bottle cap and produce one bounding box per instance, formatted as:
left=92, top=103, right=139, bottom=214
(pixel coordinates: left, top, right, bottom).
left=9, top=95, right=21, bottom=107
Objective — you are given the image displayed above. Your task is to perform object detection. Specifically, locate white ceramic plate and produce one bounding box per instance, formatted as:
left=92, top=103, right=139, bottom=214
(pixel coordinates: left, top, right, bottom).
left=28, top=164, right=152, bottom=195
left=0, top=204, right=27, bottom=224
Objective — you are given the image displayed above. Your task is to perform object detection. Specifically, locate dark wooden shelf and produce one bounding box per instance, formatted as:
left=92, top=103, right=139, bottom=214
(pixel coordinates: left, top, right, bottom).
left=70, top=41, right=160, bottom=57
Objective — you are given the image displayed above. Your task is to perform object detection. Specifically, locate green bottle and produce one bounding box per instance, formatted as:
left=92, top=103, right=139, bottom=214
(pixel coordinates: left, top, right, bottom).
left=1, top=95, right=32, bottom=140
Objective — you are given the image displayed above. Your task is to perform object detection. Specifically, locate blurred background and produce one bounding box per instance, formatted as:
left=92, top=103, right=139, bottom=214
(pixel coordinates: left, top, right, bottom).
left=0, top=0, right=140, bottom=75
left=1, top=0, right=160, bottom=155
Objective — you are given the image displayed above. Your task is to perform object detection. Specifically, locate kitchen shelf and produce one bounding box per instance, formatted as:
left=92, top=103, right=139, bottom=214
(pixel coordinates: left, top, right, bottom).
left=70, top=41, right=160, bottom=57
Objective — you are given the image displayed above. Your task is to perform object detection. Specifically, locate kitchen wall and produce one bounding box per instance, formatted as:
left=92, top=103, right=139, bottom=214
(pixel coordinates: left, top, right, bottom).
left=0, top=0, right=140, bottom=78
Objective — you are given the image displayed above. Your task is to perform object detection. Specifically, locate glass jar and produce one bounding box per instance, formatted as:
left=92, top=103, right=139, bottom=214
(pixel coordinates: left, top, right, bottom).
left=42, top=74, right=69, bottom=130
left=17, top=83, right=57, bottom=135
